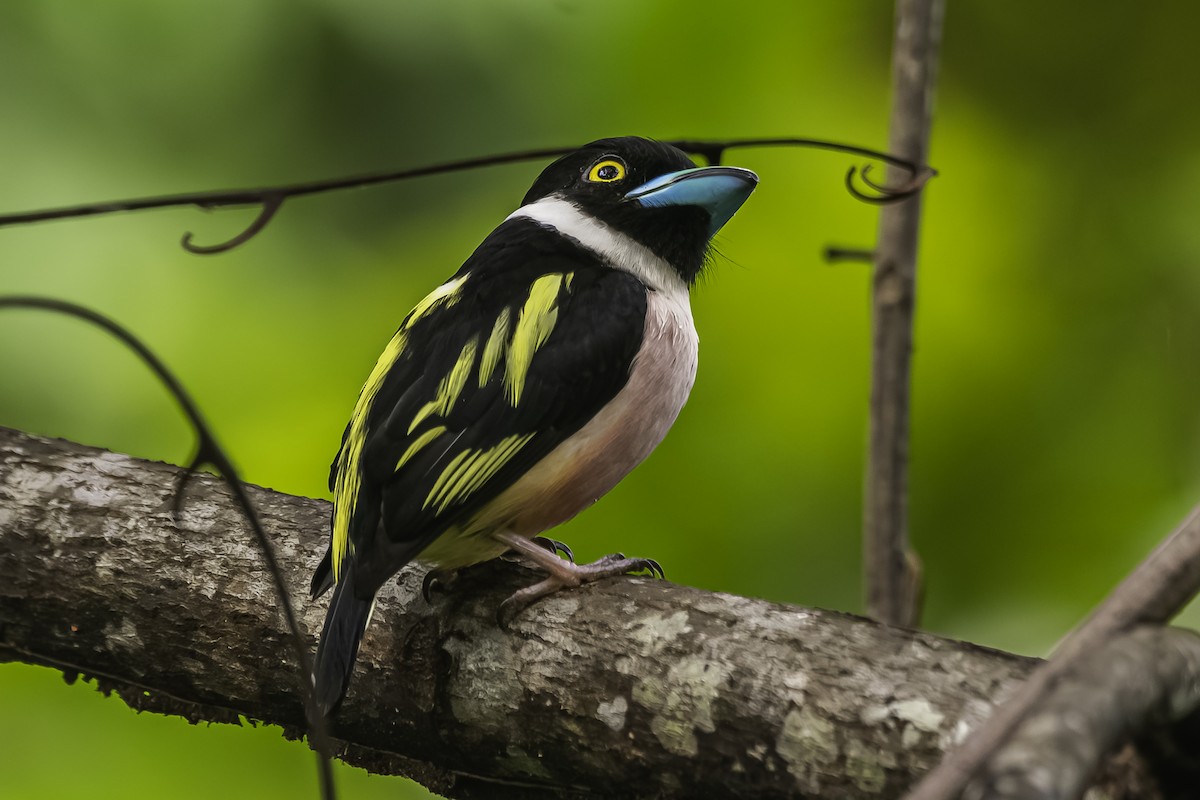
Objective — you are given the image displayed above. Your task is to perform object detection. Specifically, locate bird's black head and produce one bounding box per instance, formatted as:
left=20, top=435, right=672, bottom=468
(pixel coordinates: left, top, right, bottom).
left=521, top=137, right=757, bottom=285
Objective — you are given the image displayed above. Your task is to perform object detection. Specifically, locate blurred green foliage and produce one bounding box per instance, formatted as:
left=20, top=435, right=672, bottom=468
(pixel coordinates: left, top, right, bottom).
left=2, top=1, right=1199, bottom=797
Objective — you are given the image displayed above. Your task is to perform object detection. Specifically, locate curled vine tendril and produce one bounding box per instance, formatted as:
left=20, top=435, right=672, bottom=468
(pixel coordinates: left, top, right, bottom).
left=0, top=137, right=936, bottom=254
left=843, top=162, right=934, bottom=204
left=672, top=137, right=936, bottom=204
left=181, top=193, right=285, bottom=254
left=0, top=296, right=338, bottom=800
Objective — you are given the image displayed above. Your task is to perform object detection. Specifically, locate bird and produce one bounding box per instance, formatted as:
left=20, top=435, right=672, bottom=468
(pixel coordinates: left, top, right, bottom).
left=310, top=136, right=757, bottom=716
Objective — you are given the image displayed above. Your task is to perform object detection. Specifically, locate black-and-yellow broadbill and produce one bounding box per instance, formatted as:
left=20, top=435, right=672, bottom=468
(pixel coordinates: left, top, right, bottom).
left=311, top=136, right=757, bottom=715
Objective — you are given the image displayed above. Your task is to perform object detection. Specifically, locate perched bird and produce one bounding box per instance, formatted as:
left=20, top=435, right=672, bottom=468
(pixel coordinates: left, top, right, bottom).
left=311, top=136, right=757, bottom=715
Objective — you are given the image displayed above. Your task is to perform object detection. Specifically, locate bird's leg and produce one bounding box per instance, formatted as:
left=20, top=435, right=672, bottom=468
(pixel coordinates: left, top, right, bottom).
left=491, top=531, right=664, bottom=625
left=428, top=539, right=575, bottom=604
left=500, top=535, right=575, bottom=565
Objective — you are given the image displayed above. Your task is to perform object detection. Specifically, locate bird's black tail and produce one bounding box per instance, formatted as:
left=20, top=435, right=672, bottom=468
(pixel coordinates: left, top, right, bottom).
left=313, top=563, right=373, bottom=717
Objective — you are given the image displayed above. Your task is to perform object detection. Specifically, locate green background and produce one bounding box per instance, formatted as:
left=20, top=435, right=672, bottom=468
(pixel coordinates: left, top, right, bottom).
left=2, top=2, right=1199, bottom=797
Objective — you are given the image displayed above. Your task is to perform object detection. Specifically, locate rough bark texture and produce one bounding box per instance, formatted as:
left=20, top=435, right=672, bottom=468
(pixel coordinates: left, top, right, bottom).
left=966, top=627, right=1200, bottom=800
left=904, top=500, right=1200, bottom=800
left=0, top=427, right=1173, bottom=799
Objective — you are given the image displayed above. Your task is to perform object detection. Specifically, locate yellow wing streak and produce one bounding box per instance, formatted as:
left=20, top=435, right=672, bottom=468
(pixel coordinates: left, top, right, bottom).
left=331, top=328, right=407, bottom=579
left=330, top=274, right=469, bottom=581
left=427, top=450, right=485, bottom=513
left=408, top=336, right=479, bottom=433
left=423, top=433, right=536, bottom=514
left=407, top=274, right=468, bottom=326
left=395, top=425, right=447, bottom=471
left=504, top=273, right=566, bottom=406
left=478, top=307, right=511, bottom=387
left=423, top=450, right=472, bottom=513
left=457, top=433, right=534, bottom=500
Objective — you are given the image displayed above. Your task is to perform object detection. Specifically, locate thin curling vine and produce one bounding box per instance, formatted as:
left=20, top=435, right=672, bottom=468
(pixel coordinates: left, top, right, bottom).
left=0, top=297, right=339, bottom=800
left=0, top=137, right=936, bottom=255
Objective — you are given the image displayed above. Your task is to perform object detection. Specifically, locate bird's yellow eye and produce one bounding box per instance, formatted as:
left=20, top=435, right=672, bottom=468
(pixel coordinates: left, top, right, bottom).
left=586, top=158, right=627, bottom=183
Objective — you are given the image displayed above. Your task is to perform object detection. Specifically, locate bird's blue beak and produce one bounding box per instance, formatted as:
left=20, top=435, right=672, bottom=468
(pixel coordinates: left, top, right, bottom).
left=625, top=166, right=759, bottom=238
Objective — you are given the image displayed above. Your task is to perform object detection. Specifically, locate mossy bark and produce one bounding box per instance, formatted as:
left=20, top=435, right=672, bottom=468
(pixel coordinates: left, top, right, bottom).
left=0, top=427, right=1162, bottom=799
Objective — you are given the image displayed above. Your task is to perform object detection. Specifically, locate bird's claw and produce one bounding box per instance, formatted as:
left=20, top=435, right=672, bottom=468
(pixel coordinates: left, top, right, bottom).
left=531, top=536, right=575, bottom=563
left=496, top=595, right=521, bottom=629
left=641, top=558, right=665, bottom=579
left=421, top=567, right=459, bottom=603
left=592, top=553, right=664, bottom=579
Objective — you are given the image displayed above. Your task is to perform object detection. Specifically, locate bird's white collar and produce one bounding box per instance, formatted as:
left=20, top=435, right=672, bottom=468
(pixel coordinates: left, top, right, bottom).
left=506, top=196, right=688, bottom=297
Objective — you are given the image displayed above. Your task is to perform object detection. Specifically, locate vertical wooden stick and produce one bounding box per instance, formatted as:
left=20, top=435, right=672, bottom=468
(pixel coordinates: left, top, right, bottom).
left=865, top=0, right=945, bottom=627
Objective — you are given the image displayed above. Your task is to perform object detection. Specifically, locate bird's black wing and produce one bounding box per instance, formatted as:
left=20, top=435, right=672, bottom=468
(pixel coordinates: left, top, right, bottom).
left=325, top=220, right=649, bottom=596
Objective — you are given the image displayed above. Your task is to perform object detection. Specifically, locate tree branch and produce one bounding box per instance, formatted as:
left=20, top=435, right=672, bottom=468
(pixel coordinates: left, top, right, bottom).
left=0, top=426, right=1178, bottom=799
left=966, top=626, right=1200, bottom=800
left=865, top=0, right=945, bottom=629
left=904, top=499, right=1200, bottom=800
